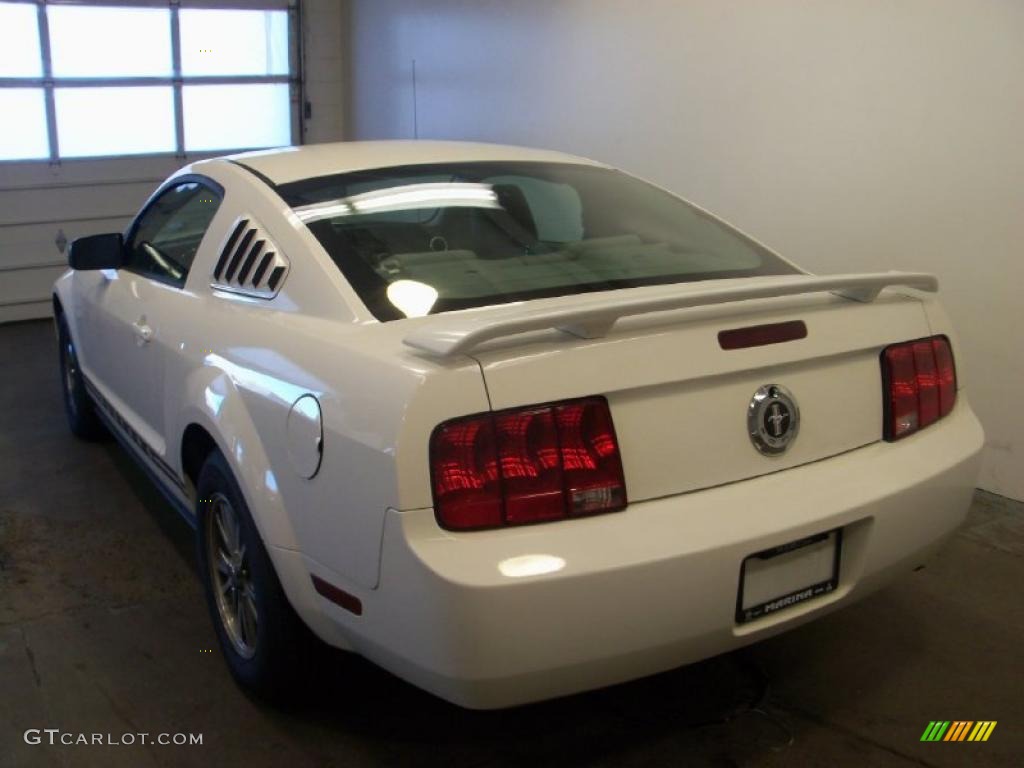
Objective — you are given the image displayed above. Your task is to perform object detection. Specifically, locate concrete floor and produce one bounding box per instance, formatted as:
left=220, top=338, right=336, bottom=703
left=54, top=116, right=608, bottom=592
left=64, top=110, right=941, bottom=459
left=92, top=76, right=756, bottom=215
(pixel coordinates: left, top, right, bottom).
left=1, top=318, right=1021, bottom=768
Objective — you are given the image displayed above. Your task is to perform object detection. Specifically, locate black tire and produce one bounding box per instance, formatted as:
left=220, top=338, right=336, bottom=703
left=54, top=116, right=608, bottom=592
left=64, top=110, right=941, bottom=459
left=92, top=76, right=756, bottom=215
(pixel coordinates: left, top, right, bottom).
left=196, top=449, right=311, bottom=701
left=56, top=313, right=106, bottom=440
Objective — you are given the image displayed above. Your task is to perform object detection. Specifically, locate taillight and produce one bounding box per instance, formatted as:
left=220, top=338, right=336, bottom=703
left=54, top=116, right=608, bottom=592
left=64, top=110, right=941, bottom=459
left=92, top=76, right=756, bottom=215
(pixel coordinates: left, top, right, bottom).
left=881, top=335, right=957, bottom=441
left=430, top=396, right=627, bottom=530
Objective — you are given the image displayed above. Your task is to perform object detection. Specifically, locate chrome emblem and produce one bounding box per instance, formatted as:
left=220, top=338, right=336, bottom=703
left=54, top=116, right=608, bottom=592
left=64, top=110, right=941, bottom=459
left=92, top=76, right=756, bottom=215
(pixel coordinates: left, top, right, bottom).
left=748, top=384, right=800, bottom=456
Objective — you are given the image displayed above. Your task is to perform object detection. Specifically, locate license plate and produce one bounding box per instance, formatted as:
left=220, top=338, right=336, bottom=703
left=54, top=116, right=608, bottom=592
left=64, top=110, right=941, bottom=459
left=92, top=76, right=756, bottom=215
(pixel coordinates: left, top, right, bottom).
left=736, top=529, right=842, bottom=624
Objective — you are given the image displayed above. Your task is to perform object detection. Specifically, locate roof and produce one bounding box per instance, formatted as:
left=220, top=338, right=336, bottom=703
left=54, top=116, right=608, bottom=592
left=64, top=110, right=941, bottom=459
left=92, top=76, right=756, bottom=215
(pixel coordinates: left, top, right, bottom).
left=209, top=140, right=606, bottom=186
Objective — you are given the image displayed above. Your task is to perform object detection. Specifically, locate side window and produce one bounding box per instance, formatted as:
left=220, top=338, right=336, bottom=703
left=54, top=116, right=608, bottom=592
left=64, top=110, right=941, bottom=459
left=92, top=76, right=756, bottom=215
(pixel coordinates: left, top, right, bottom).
left=127, top=182, right=223, bottom=286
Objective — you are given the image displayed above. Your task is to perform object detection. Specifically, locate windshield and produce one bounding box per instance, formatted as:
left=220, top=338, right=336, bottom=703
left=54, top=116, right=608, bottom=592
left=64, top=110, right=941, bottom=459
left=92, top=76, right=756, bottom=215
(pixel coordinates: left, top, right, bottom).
left=277, top=161, right=798, bottom=321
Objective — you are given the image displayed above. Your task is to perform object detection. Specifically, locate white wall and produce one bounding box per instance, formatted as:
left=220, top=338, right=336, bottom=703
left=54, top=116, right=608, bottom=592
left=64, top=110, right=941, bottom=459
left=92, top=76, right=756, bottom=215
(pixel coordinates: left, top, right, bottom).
left=0, top=0, right=346, bottom=324
left=347, top=0, right=1024, bottom=500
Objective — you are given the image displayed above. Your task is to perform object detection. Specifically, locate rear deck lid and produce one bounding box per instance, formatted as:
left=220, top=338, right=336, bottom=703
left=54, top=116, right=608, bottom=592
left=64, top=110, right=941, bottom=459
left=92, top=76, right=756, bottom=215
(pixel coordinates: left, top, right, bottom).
left=408, top=276, right=934, bottom=501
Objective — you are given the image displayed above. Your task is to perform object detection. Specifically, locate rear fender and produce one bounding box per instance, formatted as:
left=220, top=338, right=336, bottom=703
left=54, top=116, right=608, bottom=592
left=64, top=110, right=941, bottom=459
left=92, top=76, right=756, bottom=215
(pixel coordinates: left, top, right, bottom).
left=175, top=366, right=300, bottom=552
left=174, top=367, right=356, bottom=648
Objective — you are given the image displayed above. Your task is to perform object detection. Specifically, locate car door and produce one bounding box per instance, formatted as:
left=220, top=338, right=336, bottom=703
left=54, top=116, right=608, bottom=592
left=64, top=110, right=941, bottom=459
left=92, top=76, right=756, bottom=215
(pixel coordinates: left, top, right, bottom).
left=84, top=180, right=223, bottom=463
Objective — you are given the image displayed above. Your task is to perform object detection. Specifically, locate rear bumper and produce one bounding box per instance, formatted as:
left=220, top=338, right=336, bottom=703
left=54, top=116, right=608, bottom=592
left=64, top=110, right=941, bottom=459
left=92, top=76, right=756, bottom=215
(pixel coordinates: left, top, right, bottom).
left=324, top=402, right=983, bottom=708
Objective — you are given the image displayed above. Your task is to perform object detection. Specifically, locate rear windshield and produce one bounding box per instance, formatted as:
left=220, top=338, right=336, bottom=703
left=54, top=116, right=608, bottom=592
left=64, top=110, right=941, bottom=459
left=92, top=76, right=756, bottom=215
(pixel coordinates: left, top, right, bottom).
left=276, top=161, right=797, bottom=321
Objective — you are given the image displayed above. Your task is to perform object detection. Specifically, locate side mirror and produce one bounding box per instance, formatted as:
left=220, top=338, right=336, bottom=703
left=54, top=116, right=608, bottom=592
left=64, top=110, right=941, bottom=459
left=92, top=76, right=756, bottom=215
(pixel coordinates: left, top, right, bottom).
left=68, top=233, right=124, bottom=270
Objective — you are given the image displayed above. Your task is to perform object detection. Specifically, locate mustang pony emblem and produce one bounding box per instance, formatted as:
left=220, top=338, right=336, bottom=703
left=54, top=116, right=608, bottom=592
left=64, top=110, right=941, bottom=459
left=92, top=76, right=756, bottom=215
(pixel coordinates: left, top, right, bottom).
left=748, top=384, right=800, bottom=455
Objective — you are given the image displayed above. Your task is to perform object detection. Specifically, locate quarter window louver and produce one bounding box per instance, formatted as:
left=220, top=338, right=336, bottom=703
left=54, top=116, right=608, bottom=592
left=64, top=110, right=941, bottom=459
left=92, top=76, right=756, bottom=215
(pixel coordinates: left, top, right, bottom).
left=236, top=240, right=265, bottom=283
left=211, top=215, right=289, bottom=298
left=267, top=265, right=286, bottom=291
left=251, top=252, right=274, bottom=285
left=214, top=218, right=249, bottom=280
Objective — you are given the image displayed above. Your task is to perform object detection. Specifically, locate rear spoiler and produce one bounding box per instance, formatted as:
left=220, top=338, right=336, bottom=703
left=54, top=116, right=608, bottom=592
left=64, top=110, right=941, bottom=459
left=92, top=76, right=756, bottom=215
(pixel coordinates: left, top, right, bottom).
left=403, top=271, right=938, bottom=358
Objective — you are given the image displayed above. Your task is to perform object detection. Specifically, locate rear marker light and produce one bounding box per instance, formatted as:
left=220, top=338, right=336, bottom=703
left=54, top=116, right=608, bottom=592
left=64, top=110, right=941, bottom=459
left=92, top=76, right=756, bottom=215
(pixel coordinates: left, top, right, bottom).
left=311, top=574, right=363, bottom=616
left=430, top=396, right=627, bottom=531
left=881, top=335, right=957, bottom=441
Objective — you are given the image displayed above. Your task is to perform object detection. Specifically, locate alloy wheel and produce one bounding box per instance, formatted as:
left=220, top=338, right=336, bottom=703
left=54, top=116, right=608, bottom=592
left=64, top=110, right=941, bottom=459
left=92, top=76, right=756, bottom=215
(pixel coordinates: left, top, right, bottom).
left=207, top=492, right=259, bottom=659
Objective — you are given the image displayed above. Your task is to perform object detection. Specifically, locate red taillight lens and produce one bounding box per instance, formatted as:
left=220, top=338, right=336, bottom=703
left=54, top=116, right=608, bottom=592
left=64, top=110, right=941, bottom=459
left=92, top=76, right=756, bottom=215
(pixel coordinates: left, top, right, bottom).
left=912, top=340, right=940, bottom=428
left=430, top=397, right=627, bottom=530
left=882, top=335, right=957, bottom=441
left=932, top=337, right=956, bottom=418
left=429, top=416, right=502, bottom=529
left=496, top=407, right=564, bottom=524
left=883, top=343, right=919, bottom=438
left=555, top=399, right=627, bottom=516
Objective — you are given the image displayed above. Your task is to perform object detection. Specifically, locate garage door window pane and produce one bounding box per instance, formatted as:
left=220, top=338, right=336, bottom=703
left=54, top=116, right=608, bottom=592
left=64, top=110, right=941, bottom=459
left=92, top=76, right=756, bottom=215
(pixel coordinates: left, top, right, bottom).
left=48, top=6, right=172, bottom=78
left=56, top=87, right=175, bottom=158
left=183, top=83, right=291, bottom=152
left=0, top=2, right=41, bottom=77
left=0, top=89, right=49, bottom=160
left=179, top=9, right=288, bottom=76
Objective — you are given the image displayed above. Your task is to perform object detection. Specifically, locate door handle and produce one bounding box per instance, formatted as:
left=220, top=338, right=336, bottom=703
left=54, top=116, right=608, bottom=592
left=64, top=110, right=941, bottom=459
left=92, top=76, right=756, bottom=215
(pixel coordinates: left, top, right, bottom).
left=132, top=318, right=154, bottom=345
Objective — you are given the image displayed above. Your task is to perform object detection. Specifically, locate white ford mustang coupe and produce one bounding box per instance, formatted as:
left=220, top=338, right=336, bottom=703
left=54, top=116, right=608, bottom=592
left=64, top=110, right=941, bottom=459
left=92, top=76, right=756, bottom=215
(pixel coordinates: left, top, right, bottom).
left=53, top=141, right=984, bottom=708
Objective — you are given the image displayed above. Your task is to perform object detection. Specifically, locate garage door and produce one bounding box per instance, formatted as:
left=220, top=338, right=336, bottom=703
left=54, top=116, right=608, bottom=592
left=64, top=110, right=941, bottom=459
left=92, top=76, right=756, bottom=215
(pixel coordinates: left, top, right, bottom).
left=0, top=0, right=300, bottom=323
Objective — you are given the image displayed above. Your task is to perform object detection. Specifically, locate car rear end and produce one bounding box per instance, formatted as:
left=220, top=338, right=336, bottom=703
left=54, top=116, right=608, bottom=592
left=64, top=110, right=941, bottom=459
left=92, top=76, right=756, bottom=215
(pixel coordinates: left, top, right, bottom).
left=351, top=287, right=982, bottom=709
left=271, top=152, right=984, bottom=708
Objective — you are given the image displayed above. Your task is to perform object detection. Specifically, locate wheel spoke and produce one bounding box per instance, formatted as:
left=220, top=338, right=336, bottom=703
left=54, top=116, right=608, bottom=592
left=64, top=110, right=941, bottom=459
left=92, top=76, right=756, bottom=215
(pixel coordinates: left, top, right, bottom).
left=217, top=549, right=231, bottom=572
left=240, top=593, right=258, bottom=645
left=237, top=610, right=249, bottom=646
left=216, top=549, right=232, bottom=577
left=227, top=509, right=241, bottom=554
left=243, top=585, right=258, bottom=623
left=215, top=504, right=232, bottom=550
